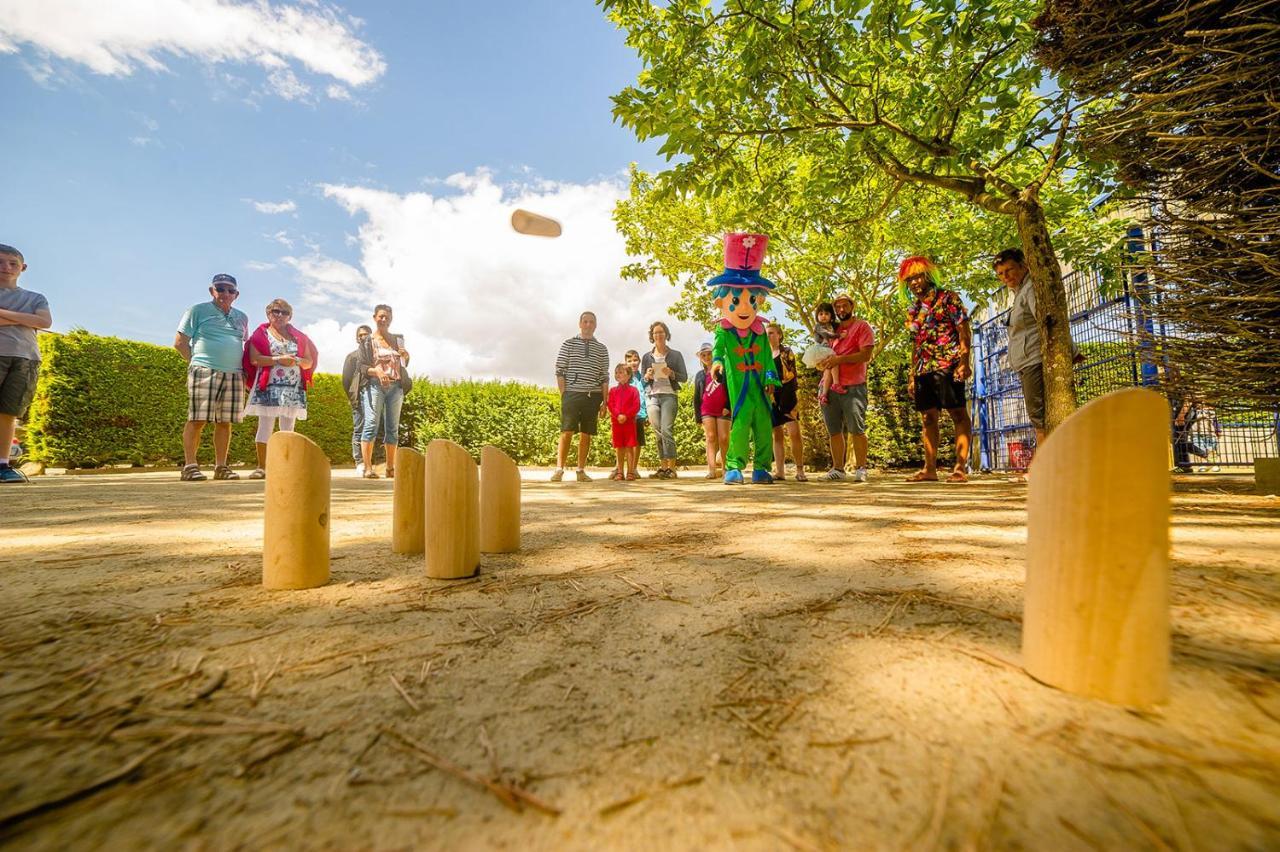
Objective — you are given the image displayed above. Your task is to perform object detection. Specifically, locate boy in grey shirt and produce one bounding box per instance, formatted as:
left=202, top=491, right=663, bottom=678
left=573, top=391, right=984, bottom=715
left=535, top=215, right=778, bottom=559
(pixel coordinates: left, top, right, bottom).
left=0, top=244, right=53, bottom=483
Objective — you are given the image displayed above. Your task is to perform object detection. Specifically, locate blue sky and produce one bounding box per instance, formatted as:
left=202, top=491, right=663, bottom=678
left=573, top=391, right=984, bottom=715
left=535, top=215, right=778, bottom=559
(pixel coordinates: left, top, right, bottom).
left=3, top=1, right=710, bottom=381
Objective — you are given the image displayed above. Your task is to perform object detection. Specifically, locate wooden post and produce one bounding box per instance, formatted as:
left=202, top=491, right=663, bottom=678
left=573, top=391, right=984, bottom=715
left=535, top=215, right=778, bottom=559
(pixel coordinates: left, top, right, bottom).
left=1255, top=457, right=1280, bottom=496
left=262, top=432, right=330, bottom=590
left=480, top=445, right=521, bottom=553
left=392, top=447, right=426, bottom=554
left=1023, top=387, right=1171, bottom=707
left=424, top=439, right=480, bottom=579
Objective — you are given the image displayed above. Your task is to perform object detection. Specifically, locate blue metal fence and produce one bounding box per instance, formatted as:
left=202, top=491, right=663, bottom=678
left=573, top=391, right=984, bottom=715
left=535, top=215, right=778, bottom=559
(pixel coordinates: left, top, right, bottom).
left=971, top=257, right=1280, bottom=472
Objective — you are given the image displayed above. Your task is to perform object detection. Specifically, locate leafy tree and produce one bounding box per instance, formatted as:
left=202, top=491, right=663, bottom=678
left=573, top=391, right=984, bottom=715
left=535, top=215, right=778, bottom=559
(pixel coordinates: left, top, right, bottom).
left=602, top=0, right=1119, bottom=430
left=616, top=152, right=1052, bottom=346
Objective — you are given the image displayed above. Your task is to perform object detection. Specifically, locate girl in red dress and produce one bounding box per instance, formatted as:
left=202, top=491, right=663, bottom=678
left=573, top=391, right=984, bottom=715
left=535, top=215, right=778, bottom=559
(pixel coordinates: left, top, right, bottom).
left=607, top=364, right=641, bottom=481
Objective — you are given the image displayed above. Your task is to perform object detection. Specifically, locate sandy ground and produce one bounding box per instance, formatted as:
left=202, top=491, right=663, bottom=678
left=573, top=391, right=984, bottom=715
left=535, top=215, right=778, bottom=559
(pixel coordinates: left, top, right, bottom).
left=0, top=466, right=1277, bottom=851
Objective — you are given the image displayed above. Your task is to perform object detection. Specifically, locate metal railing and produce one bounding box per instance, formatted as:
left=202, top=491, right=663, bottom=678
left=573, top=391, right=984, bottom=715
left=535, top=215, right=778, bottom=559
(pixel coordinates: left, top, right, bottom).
left=971, top=249, right=1279, bottom=471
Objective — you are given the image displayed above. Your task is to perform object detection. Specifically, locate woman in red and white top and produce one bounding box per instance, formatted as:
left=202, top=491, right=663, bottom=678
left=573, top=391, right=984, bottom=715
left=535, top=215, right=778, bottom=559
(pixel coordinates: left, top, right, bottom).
left=242, top=298, right=316, bottom=479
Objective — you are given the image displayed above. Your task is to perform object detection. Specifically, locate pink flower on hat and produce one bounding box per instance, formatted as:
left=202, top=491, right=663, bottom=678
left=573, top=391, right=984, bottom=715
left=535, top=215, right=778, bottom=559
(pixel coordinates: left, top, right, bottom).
left=741, top=236, right=757, bottom=250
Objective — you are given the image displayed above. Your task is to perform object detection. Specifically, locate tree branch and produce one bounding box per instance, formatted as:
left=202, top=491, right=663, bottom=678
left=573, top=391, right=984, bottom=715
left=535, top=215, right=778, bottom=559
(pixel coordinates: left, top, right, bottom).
left=1030, top=109, right=1074, bottom=192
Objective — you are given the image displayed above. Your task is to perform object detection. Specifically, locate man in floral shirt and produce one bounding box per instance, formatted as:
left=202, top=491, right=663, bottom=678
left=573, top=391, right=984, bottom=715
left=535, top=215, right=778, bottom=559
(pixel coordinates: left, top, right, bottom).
left=902, top=256, right=972, bottom=482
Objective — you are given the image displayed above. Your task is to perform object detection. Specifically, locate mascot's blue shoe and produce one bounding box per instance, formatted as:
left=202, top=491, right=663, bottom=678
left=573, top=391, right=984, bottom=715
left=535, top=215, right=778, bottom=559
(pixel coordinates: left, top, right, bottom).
left=751, top=469, right=775, bottom=484
left=723, top=469, right=744, bottom=485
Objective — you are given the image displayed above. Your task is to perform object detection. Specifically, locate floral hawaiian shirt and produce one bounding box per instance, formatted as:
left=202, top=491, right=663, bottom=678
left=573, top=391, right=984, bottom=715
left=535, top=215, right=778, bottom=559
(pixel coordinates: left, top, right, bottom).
left=906, top=288, right=970, bottom=375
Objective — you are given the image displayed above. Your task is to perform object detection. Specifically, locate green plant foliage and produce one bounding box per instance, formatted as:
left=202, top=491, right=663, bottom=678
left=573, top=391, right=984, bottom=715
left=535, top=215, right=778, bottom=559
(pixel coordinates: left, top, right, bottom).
left=400, top=379, right=710, bottom=469
left=616, top=161, right=1025, bottom=348
left=26, top=330, right=354, bottom=468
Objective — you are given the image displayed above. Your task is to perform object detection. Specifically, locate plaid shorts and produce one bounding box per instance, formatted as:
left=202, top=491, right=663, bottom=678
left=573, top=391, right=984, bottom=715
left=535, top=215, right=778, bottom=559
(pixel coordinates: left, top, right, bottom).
left=0, top=355, right=40, bottom=418
left=187, top=366, right=246, bottom=424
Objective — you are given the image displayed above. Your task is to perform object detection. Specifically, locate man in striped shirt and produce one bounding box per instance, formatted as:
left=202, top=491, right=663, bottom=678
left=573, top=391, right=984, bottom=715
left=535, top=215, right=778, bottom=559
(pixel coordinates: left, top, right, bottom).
left=552, top=311, right=609, bottom=481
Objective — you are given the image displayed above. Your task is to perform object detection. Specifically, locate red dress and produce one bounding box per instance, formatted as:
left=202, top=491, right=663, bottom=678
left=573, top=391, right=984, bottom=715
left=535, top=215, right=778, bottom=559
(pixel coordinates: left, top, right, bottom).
left=608, top=383, right=640, bottom=448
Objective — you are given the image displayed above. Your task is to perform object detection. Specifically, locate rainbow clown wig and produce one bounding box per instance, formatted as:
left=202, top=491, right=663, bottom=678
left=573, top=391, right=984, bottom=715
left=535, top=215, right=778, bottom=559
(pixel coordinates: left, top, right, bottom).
left=897, top=255, right=940, bottom=285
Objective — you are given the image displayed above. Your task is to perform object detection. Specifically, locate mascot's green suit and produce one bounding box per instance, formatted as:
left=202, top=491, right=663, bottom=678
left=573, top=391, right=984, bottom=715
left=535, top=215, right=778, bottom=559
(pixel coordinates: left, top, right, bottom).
left=708, top=233, right=781, bottom=485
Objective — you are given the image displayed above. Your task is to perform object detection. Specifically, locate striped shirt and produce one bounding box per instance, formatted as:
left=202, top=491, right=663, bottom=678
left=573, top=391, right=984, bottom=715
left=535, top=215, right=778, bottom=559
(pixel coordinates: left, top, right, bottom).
left=555, top=335, right=609, bottom=393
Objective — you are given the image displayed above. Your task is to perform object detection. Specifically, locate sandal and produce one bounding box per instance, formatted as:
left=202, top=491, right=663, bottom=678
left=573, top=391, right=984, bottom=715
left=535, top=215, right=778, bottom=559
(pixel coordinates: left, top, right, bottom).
left=385, top=467, right=395, bottom=479
left=608, top=468, right=622, bottom=481
left=795, top=471, right=808, bottom=482
left=905, top=470, right=938, bottom=482
left=180, top=464, right=206, bottom=482
left=363, top=470, right=380, bottom=479
left=248, top=468, right=266, bottom=480
left=946, top=469, right=968, bottom=483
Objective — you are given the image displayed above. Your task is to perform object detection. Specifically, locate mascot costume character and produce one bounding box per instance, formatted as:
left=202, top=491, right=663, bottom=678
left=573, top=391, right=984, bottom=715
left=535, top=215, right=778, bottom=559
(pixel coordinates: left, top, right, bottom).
left=709, top=232, right=781, bottom=485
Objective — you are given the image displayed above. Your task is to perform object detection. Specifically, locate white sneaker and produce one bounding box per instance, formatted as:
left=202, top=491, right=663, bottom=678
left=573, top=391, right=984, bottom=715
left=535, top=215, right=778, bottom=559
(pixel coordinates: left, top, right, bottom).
left=823, top=468, right=847, bottom=481
left=355, top=462, right=365, bottom=477
left=852, top=468, right=868, bottom=482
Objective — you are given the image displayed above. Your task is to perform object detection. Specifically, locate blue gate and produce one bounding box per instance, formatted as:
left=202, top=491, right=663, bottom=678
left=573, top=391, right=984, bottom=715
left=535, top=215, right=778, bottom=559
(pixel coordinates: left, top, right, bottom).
left=971, top=256, right=1280, bottom=472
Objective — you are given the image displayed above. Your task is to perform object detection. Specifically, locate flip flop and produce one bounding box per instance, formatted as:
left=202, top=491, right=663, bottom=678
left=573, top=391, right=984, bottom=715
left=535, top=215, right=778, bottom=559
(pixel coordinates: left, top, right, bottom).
left=795, top=471, right=808, bottom=482
left=905, top=471, right=938, bottom=482
left=947, top=470, right=968, bottom=483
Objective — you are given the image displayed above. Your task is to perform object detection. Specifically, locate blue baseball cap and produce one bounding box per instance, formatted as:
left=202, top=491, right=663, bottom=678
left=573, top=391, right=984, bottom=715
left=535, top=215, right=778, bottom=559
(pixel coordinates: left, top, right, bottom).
left=211, top=273, right=238, bottom=287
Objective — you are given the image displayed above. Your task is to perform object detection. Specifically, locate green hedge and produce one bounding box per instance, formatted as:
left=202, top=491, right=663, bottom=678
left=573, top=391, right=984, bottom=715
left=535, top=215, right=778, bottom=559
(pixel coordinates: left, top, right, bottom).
left=400, top=380, right=708, bottom=468
left=27, top=331, right=353, bottom=467
left=26, top=330, right=928, bottom=470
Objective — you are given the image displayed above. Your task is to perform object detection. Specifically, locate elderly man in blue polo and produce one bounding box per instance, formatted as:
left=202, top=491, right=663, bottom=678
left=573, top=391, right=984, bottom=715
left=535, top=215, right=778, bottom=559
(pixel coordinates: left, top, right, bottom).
left=174, top=273, right=250, bottom=481
left=709, top=233, right=781, bottom=485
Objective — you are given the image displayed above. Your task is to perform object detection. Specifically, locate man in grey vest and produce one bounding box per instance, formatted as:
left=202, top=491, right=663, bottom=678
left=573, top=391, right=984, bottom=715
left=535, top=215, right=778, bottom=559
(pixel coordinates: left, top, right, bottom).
left=994, top=248, right=1080, bottom=460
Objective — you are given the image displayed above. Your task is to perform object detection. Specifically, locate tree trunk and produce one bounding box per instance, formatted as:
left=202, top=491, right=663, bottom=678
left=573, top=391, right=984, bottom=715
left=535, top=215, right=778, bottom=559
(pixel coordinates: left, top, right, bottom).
left=1015, top=193, right=1078, bottom=432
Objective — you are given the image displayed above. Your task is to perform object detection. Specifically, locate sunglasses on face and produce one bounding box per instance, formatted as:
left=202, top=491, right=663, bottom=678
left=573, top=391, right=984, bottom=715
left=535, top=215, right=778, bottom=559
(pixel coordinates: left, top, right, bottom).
left=214, top=286, right=238, bottom=295
left=270, top=309, right=291, bottom=316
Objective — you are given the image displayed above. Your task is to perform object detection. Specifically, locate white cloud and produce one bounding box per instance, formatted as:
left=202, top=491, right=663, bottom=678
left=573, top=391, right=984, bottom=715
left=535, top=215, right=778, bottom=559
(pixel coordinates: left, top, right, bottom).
left=129, top=135, right=159, bottom=147
left=291, top=171, right=709, bottom=384
left=248, top=199, right=298, bottom=215
left=325, top=83, right=353, bottom=102
left=281, top=253, right=369, bottom=308
left=266, top=230, right=295, bottom=248
left=244, top=260, right=278, bottom=272
left=267, top=67, right=310, bottom=101
left=0, top=0, right=386, bottom=96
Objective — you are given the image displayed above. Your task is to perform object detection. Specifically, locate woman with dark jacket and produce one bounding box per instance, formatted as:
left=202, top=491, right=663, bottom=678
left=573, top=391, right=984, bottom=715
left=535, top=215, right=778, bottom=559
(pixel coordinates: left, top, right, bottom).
left=341, top=325, right=372, bottom=472
left=640, top=321, right=688, bottom=479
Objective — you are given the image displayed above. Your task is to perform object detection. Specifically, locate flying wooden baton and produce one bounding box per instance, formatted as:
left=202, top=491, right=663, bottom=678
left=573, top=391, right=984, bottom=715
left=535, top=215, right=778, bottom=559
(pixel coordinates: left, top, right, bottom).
left=510, top=209, right=562, bottom=238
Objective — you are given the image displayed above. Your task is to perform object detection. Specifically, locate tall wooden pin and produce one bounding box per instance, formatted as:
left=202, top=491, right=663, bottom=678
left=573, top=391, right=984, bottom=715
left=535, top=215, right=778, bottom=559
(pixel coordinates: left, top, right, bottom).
left=424, top=439, right=480, bottom=579
left=1023, top=387, right=1171, bottom=707
left=392, top=447, right=426, bottom=554
left=1255, top=457, right=1280, bottom=496
left=479, top=445, right=521, bottom=553
left=262, top=431, right=330, bottom=590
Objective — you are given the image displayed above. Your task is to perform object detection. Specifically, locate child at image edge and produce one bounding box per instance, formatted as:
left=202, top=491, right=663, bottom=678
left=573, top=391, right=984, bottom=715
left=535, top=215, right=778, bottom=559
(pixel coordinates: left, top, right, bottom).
left=813, top=301, right=844, bottom=404
left=608, top=363, right=640, bottom=480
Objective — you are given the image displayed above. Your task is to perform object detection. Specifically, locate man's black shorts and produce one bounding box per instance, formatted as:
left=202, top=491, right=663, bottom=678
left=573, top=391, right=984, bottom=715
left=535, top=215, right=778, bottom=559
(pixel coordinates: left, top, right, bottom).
left=913, top=369, right=966, bottom=412
left=560, top=390, right=602, bottom=435
left=634, top=416, right=646, bottom=446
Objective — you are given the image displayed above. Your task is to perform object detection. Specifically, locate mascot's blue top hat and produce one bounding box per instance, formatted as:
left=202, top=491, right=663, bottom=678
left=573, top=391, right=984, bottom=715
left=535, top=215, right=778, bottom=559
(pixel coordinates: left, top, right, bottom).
left=707, top=233, right=775, bottom=290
